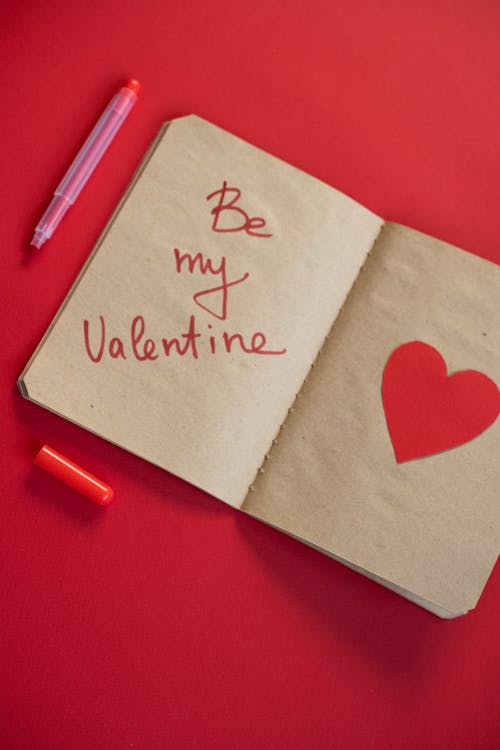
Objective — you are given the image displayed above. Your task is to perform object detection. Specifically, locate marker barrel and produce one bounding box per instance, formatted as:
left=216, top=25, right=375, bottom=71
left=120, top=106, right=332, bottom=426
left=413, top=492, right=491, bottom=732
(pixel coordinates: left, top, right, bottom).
left=55, top=86, right=138, bottom=204
left=31, top=79, right=140, bottom=249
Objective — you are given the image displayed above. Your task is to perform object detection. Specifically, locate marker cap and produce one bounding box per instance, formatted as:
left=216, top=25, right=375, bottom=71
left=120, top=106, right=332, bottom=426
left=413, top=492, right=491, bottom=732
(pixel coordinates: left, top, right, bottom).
left=34, top=444, right=113, bottom=506
left=125, top=78, right=141, bottom=94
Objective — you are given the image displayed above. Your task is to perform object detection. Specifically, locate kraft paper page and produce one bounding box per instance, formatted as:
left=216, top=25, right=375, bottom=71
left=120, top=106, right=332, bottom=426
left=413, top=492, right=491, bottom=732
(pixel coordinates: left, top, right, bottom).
left=19, top=115, right=382, bottom=508
left=243, top=223, right=500, bottom=615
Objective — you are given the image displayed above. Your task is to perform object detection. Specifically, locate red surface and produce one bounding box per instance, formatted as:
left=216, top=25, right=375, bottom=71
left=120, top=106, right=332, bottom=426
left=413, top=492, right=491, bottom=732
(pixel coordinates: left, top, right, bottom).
left=1, top=2, right=500, bottom=748
left=382, top=341, right=500, bottom=462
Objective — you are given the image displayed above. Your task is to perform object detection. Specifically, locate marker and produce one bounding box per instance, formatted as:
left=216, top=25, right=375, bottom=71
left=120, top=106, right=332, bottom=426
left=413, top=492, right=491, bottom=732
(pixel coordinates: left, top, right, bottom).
left=34, top=444, right=113, bottom=506
left=31, top=78, right=141, bottom=250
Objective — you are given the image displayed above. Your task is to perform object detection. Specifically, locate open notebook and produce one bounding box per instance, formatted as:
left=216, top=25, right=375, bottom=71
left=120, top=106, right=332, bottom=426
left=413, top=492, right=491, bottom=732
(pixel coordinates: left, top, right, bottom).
left=19, top=115, right=500, bottom=618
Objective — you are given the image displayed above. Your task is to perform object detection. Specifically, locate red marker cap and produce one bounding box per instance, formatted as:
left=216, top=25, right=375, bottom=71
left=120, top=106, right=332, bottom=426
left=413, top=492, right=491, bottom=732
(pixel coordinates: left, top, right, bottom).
left=34, top=445, right=113, bottom=506
left=125, top=78, right=141, bottom=94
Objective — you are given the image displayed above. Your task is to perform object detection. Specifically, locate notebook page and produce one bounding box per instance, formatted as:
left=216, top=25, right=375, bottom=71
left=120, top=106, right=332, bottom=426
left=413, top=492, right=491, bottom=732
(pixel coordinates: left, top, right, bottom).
left=19, top=115, right=382, bottom=507
left=243, top=223, right=500, bottom=612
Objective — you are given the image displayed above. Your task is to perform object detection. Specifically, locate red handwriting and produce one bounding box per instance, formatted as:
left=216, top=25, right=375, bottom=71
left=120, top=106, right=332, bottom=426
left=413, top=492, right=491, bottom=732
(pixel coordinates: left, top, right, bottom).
left=173, top=248, right=249, bottom=321
left=221, top=331, right=286, bottom=355
left=84, top=315, right=201, bottom=362
left=161, top=314, right=200, bottom=358
left=131, top=315, right=159, bottom=361
left=83, top=315, right=286, bottom=361
left=206, top=181, right=272, bottom=237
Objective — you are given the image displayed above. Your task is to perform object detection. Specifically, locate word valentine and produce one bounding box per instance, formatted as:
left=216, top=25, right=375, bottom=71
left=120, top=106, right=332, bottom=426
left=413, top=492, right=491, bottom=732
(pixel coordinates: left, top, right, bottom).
left=83, top=315, right=287, bottom=362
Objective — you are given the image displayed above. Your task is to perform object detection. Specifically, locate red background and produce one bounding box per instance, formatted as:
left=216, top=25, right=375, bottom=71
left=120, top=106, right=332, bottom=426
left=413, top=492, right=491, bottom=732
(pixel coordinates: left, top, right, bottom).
left=1, top=2, right=499, bottom=748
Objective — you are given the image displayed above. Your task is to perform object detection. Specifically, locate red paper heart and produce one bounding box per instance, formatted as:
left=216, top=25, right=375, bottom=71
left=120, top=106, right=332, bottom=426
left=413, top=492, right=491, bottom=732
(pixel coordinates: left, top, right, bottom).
left=382, top=341, right=500, bottom=462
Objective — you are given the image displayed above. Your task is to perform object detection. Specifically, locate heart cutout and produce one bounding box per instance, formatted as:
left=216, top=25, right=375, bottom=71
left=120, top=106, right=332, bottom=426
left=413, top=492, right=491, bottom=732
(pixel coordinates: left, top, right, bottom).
left=382, top=341, right=500, bottom=462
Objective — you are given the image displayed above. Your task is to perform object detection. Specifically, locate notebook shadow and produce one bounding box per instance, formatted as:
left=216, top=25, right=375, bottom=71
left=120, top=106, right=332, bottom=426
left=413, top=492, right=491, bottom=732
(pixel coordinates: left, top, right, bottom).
left=234, top=510, right=455, bottom=679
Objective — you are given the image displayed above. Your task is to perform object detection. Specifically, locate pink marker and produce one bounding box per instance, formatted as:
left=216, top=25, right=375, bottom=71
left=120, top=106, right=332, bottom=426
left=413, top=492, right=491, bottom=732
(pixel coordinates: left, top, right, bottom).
left=31, top=78, right=140, bottom=250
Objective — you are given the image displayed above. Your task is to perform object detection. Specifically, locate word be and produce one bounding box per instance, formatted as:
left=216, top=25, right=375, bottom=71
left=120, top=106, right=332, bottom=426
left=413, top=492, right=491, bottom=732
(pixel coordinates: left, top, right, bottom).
left=206, top=181, right=272, bottom=237
left=83, top=315, right=287, bottom=362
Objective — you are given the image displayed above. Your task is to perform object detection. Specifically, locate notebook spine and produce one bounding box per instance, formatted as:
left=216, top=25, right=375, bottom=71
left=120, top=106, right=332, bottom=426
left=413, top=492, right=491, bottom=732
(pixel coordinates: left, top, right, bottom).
left=245, top=222, right=387, bottom=498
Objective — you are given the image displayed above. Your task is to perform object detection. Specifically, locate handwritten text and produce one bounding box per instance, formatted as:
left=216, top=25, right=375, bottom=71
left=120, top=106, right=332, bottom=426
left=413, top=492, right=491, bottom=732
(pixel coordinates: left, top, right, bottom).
left=206, top=181, right=272, bottom=238
left=83, top=315, right=287, bottom=362
left=174, top=248, right=249, bottom=321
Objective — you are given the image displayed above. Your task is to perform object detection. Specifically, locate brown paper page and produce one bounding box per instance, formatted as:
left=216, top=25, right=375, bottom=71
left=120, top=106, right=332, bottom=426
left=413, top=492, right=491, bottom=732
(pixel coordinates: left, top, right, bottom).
left=243, top=223, right=500, bottom=615
left=18, top=115, right=382, bottom=508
